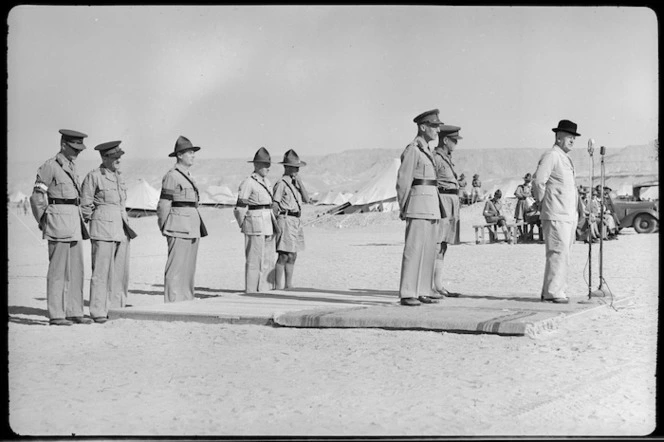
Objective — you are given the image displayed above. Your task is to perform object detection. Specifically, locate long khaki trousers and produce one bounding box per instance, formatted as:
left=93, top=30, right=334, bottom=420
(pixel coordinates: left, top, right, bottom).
left=244, top=234, right=276, bottom=293
left=47, top=241, right=85, bottom=319
left=89, top=237, right=130, bottom=318
left=164, top=236, right=199, bottom=303
left=399, top=218, right=439, bottom=299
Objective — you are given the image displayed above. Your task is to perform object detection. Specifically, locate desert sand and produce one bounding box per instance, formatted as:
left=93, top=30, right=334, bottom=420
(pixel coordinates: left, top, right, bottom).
left=7, top=201, right=658, bottom=437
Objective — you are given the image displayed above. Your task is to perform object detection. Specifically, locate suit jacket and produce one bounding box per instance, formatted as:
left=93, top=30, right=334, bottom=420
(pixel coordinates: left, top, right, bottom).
left=532, top=145, right=578, bottom=222
left=157, top=164, right=207, bottom=238
left=396, top=136, right=442, bottom=220
left=29, top=152, right=89, bottom=241
left=81, top=165, right=136, bottom=241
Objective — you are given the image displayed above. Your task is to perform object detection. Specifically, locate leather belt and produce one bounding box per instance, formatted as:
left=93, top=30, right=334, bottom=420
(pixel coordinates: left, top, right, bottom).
left=171, top=201, right=198, bottom=207
left=248, top=204, right=271, bottom=210
left=438, top=188, right=459, bottom=195
left=280, top=210, right=301, bottom=218
left=412, top=178, right=437, bottom=186
left=48, top=198, right=79, bottom=205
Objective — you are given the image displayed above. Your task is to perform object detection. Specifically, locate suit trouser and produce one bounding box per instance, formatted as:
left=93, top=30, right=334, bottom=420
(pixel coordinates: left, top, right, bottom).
left=47, top=240, right=85, bottom=319
left=399, top=218, right=439, bottom=299
left=164, top=236, right=199, bottom=303
left=541, top=219, right=576, bottom=299
left=244, top=234, right=275, bottom=293
left=89, top=237, right=130, bottom=318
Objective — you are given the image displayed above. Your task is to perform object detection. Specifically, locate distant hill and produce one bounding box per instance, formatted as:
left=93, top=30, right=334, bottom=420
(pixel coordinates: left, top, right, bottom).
left=7, top=142, right=658, bottom=197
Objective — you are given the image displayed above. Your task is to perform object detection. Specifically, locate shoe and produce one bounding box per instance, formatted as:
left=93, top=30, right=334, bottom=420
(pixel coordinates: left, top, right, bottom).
left=92, top=317, right=108, bottom=324
left=437, top=288, right=459, bottom=298
left=418, top=296, right=439, bottom=304
left=428, top=292, right=444, bottom=299
left=66, top=316, right=93, bottom=324
left=49, top=318, right=73, bottom=326
left=400, top=297, right=421, bottom=306
left=541, top=297, right=570, bottom=304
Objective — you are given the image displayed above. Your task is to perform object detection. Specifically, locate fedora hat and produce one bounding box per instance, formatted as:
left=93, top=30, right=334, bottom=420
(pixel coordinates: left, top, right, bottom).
left=169, top=135, right=201, bottom=157
left=552, top=119, right=581, bottom=137
left=279, top=149, right=307, bottom=167
left=249, top=147, right=271, bottom=164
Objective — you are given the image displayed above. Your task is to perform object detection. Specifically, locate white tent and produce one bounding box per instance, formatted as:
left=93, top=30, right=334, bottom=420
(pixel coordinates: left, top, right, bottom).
left=8, top=190, right=28, bottom=203
left=125, top=179, right=160, bottom=213
left=343, top=158, right=400, bottom=213
left=201, top=185, right=236, bottom=206
left=640, top=185, right=659, bottom=201
left=316, top=190, right=351, bottom=206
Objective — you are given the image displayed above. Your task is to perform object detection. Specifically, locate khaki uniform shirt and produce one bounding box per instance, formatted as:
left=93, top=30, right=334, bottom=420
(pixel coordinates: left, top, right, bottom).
left=30, top=152, right=88, bottom=241
left=157, top=164, right=207, bottom=238
left=80, top=165, right=135, bottom=241
left=235, top=173, right=274, bottom=235
left=396, top=136, right=442, bottom=219
left=273, top=176, right=304, bottom=213
left=433, top=148, right=459, bottom=191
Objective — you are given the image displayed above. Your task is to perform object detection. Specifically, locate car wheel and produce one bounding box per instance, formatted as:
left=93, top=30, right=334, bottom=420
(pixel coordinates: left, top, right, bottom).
left=633, top=214, right=657, bottom=234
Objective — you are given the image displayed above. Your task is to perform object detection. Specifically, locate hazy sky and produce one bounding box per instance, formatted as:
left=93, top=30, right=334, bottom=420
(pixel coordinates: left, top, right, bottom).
left=7, top=5, right=658, bottom=163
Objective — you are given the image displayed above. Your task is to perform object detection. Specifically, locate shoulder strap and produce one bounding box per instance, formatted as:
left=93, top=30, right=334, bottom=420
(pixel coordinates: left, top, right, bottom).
left=251, top=176, right=274, bottom=202
left=54, top=157, right=81, bottom=196
left=282, top=177, right=302, bottom=212
left=175, top=168, right=199, bottom=200
left=434, top=150, right=458, bottom=180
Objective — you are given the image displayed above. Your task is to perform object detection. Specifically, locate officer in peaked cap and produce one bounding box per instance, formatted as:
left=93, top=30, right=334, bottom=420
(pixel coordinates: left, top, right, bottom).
left=272, top=149, right=310, bottom=290
left=532, top=119, right=580, bottom=304
left=157, top=135, right=208, bottom=303
left=432, top=124, right=463, bottom=298
left=80, top=140, right=136, bottom=323
left=234, top=147, right=278, bottom=293
left=395, top=109, right=445, bottom=306
left=29, top=129, right=92, bottom=326
left=59, top=129, right=88, bottom=151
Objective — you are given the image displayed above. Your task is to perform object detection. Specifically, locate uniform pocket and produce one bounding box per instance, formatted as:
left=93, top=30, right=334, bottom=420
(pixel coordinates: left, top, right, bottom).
left=165, top=212, right=191, bottom=234
left=44, top=206, right=76, bottom=239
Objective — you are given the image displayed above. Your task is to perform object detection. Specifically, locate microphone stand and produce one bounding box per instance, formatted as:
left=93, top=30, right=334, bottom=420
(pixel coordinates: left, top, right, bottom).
left=585, top=140, right=594, bottom=301
left=590, top=146, right=613, bottom=299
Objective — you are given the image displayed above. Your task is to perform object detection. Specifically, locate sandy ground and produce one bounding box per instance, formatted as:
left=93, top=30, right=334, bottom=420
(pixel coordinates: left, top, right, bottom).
left=6, top=202, right=659, bottom=437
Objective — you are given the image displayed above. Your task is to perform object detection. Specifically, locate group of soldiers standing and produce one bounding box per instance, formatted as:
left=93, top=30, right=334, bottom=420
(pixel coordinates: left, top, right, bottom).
left=396, top=112, right=582, bottom=305
left=30, top=130, right=309, bottom=326
left=30, top=115, right=582, bottom=323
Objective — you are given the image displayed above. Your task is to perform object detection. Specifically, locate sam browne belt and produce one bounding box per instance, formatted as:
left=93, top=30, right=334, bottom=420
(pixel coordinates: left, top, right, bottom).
left=248, top=204, right=272, bottom=210
left=171, top=201, right=198, bottom=207
left=48, top=198, right=79, bottom=205
left=438, top=188, right=459, bottom=195
left=412, top=178, right=437, bottom=186
left=280, top=210, right=301, bottom=218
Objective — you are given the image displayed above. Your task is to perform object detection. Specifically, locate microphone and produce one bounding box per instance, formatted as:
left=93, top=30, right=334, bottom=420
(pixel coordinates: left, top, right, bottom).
left=600, top=146, right=606, bottom=155
left=587, top=138, right=595, bottom=155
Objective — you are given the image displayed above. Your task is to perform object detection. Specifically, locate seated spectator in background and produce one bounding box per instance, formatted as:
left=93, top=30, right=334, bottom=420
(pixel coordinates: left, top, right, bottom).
left=458, top=173, right=469, bottom=204
left=595, top=185, right=619, bottom=239
left=576, top=187, right=601, bottom=243
left=524, top=199, right=543, bottom=242
left=483, top=189, right=510, bottom=242
left=514, top=172, right=534, bottom=236
left=471, top=174, right=482, bottom=204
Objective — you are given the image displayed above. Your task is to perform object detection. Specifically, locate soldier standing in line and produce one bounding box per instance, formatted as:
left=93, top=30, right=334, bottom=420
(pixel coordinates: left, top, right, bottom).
left=80, top=141, right=137, bottom=323
left=395, top=109, right=445, bottom=306
left=234, top=147, right=278, bottom=293
left=157, top=136, right=208, bottom=303
left=29, top=129, right=93, bottom=325
left=272, top=149, right=310, bottom=290
left=432, top=125, right=463, bottom=298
